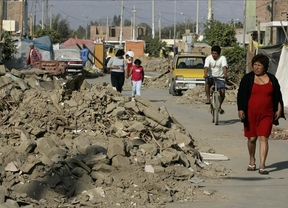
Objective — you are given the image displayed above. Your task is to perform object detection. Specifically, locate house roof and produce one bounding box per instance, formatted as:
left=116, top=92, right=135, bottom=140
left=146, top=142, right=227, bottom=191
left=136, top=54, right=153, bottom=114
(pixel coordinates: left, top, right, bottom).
left=260, top=21, right=288, bottom=27
left=61, top=38, right=94, bottom=46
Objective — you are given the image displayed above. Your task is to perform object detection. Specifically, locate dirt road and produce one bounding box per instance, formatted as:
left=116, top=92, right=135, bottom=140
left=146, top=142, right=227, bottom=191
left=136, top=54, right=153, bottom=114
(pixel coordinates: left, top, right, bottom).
left=88, top=74, right=288, bottom=208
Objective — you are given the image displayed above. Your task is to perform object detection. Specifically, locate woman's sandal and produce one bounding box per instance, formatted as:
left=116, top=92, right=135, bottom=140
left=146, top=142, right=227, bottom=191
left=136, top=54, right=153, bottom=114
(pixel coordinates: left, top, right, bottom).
left=259, top=169, right=269, bottom=175
left=247, top=164, right=256, bottom=171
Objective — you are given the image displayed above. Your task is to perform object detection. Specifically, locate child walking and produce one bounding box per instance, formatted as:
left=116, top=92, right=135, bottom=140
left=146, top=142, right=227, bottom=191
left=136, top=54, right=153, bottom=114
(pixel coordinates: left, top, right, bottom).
left=129, top=59, right=144, bottom=101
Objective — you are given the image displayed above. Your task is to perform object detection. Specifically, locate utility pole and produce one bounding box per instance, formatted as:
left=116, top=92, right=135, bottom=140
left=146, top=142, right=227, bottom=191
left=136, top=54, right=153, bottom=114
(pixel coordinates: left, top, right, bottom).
left=207, top=0, right=213, bottom=21
left=23, top=0, right=28, bottom=37
left=196, top=0, right=199, bottom=34
left=119, top=0, right=124, bottom=47
left=158, top=12, right=161, bottom=39
left=50, top=4, right=53, bottom=29
left=85, top=17, right=88, bottom=39
left=242, top=0, right=246, bottom=47
left=34, top=0, right=37, bottom=35
left=0, top=0, right=3, bottom=39
left=30, top=12, right=33, bottom=36
left=106, top=16, right=109, bottom=42
left=42, top=0, right=44, bottom=29
left=269, top=0, right=274, bottom=44
left=173, top=0, right=176, bottom=55
left=130, top=15, right=133, bottom=39
left=132, top=5, right=136, bottom=40
left=46, top=0, right=48, bottom=26
left=152, top=0, right=155, bottom=38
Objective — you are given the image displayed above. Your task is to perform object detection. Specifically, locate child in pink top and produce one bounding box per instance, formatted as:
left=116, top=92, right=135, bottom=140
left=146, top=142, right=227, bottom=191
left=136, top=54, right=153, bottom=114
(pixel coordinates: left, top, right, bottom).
left=129, top=59, right=144, bottom=100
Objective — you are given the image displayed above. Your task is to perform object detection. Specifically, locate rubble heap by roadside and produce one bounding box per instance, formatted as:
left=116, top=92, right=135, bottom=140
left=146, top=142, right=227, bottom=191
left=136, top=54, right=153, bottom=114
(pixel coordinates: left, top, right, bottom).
left=140, top=57, right=171, bottom=73
left=0, top=66, right=222, bottom=208
left=174, top=86, right=238, bottom=105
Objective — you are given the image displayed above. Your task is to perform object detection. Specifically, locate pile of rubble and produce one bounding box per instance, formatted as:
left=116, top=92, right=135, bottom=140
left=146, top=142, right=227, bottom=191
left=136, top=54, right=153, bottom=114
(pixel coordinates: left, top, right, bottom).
left=140, top=57, right=171, bottom=73
left=174, top=86, right=238, bottom=105
left=0, top=66, right=224, bottom=207
left=142, top=73, right=170, bottom=90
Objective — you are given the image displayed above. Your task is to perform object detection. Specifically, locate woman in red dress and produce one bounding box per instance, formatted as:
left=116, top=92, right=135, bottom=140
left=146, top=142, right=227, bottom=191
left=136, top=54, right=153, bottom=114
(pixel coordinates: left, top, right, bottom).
left=237, top=54, right=285, bottom=175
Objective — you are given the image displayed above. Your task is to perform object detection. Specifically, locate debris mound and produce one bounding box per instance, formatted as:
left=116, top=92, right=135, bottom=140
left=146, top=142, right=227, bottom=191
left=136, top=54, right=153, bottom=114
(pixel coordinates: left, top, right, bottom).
left=0, top=68, right=211, bottom=207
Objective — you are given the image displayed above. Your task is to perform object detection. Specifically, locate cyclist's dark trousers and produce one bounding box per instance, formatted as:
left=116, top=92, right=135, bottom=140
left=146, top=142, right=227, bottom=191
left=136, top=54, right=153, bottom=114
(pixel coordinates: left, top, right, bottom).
left=111, top=71, right=125, bottom=93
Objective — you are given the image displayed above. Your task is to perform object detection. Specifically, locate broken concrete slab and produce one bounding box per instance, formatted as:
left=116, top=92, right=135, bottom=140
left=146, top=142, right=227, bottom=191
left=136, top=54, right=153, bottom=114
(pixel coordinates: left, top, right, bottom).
left=111, top=155, right=130, bottom=168
left=200, top=152, right=229, bottom=161
left=0, top=186, right=7, bottom=204
left=10, top=69, right=25, bottom=79
left=0, top=65, right=6, bottom=76
left=143, top=107, right=169, bottom=127
left=16, top=139, right=36, bottom=154
left=5, top=162, right=19, bottom=172
left=107, top=137, right=125, bottom=159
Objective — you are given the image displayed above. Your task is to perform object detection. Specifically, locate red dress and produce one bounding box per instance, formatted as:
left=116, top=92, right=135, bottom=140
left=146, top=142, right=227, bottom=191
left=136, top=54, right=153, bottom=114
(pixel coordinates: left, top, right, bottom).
left=244, top=82, right=274, bottom=137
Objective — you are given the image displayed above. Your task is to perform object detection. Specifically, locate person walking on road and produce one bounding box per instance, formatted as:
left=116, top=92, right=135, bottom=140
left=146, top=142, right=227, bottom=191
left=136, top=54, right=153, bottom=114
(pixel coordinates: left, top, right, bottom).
left=129, top=59, right=144, bottom=101
left=237, top=53, right=285, bottom=175
left=204, top=45, right=228, bottom=114
left=125, top=51, right=134, bottom=78
left=80, top=44, right=89, bottom=69
left=107, top=49, right=126, bottom=93
left=26, top=42, right=42, bottom=67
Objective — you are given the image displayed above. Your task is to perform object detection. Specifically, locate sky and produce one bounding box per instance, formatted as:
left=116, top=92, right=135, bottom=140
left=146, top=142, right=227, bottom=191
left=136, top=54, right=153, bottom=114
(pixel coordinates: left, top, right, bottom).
left=28, top=0, right=244, bottom=30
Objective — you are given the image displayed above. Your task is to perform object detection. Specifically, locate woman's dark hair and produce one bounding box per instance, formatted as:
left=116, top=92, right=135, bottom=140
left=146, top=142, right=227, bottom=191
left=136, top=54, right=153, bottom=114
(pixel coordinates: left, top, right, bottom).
left=211, top=45, right=221, bottom=54
left=251, top=54, right=269, bottom=71
left=115, top=49, right=125, bottom=57
left=134, top=59, right=141, bottom=65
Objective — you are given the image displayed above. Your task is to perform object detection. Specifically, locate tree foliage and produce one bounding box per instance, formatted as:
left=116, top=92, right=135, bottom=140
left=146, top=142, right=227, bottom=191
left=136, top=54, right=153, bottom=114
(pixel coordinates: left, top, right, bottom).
left=35, top=14, right=71, bottom=43
left=138, top=23, right=152, bottom=36
left=74, top=26, right=86, bottom=39
left=222, top=45, right=247, bottom=85
left=203, top=20, right=237, bottom=47
left=112, top=15, right=121, bottom=26
left=35, top=28, right=61, bottom=44
left=157, top=22, right=196, bottom=39
left=1, top=31, right=17, bottom=63
left=142, top=36, right=166, bottom=57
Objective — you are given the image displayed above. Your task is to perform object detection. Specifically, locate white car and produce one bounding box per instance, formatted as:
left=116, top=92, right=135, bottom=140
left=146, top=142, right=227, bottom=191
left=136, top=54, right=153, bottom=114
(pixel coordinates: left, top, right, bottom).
left=54, top=49, right=83, bottom=73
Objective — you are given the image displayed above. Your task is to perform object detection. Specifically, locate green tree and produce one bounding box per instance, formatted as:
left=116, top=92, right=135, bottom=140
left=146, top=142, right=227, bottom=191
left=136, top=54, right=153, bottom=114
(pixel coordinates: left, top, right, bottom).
left=35, top=28, right=61, bottom=43
left=142, top=36, right=166, bottom=57
left=35, top=14, right=71, bottom=43
left=203, top=20, right=237, bottom=47
left=74, top=25, right=86, bottom=39
left=124, top=19, right=131, bottom=26
left=112, top=15, right=121, bottom=26
left=138, top=22, right=152, bottom=36
left=156, top=22, right=195, bottom=39
left=1, top=31, right=17, bottom=63
left=222, top=45, right=247, bottom=85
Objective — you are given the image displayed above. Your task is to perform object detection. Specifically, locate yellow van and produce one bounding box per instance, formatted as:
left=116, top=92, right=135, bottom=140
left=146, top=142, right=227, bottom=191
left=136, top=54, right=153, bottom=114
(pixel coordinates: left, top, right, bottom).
left=169, top=52, right=207, bottom=96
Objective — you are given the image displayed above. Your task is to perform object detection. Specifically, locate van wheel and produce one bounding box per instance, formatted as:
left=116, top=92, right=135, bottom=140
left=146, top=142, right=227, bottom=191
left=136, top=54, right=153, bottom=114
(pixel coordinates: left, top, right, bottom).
left=170, top=81, right=177, bottom=96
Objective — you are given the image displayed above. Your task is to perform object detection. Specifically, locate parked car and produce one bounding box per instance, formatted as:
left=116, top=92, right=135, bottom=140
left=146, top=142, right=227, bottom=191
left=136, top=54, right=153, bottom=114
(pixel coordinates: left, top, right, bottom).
left=169, top=52, right=207, bottom=96
left=54, top=49, right=83, bottom=73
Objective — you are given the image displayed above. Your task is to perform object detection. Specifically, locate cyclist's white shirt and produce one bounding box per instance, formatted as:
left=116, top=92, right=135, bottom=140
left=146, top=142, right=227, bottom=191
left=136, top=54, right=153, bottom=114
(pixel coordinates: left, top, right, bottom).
left=204, top=55, right=228, bottom=79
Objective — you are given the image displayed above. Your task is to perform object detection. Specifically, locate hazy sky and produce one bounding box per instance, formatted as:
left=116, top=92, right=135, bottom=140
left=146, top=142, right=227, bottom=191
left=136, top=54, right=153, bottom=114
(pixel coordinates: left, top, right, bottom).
left=29, top=0, right=244, bottom=30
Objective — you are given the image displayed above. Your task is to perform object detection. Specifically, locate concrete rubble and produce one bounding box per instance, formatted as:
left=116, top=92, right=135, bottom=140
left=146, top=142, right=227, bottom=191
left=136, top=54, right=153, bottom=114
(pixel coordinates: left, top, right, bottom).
left=0, top=67, right=225, bottom=207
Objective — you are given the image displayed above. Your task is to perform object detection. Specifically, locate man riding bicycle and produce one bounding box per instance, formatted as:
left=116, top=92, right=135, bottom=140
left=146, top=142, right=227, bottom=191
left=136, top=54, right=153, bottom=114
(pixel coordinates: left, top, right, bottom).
left=203, top=46, right=228, bottom=114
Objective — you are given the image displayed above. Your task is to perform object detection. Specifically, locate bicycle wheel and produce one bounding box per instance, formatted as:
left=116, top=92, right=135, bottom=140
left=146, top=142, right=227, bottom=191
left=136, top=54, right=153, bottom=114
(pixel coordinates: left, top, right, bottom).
left=213, top=92, right=220, bottom=125
left=210, top=102, right=214, bottom=123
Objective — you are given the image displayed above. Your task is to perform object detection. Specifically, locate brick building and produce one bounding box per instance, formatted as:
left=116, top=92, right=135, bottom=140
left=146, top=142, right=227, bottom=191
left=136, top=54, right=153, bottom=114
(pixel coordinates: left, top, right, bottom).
left=90, top=25, right=147, bottom=43
left=3, top=0, right=24, bottom=34
left=246, top=0, right=288, bottom=44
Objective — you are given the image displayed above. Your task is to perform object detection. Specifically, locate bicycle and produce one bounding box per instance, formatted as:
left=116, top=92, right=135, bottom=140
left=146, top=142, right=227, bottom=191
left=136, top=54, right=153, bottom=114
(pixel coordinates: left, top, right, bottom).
left=209, top=77, right=224, bottom=125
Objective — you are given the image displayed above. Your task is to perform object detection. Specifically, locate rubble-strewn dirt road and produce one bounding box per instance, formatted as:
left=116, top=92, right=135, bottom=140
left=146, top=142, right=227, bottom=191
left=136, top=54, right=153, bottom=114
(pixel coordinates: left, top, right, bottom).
left=1, top=63, right=287, bottom=207
left=89, top=74, right=288, bottom=208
